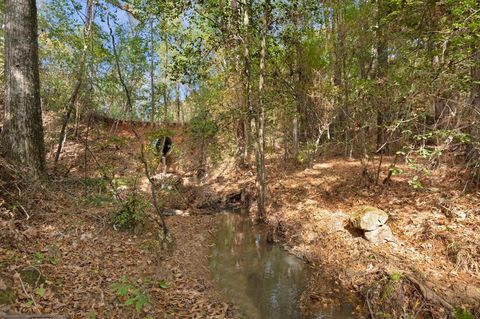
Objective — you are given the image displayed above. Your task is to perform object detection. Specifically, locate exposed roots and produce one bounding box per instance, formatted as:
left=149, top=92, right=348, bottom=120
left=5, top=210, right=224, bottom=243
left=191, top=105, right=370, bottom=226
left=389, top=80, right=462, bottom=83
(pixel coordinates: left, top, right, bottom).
left=363, top=271, right=454, bottom=319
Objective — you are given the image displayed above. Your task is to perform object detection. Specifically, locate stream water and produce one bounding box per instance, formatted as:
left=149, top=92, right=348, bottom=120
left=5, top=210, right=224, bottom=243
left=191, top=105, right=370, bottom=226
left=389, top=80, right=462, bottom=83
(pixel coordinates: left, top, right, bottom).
left=210, top=210, right=357, bottom=319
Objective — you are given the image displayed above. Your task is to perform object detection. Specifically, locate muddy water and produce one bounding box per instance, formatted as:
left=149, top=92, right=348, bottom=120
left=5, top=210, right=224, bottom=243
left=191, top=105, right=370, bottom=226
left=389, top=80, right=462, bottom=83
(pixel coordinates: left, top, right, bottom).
left=210, top=210, right=356, bottom=319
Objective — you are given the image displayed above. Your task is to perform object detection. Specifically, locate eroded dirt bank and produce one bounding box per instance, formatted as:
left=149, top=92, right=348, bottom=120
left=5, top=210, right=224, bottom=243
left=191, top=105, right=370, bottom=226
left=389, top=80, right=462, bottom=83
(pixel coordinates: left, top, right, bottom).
left=209, top=156, right=480, bottom=318
left=0, top=119, right=236, bottom=318
left=1, top=116, right=479, bottom=319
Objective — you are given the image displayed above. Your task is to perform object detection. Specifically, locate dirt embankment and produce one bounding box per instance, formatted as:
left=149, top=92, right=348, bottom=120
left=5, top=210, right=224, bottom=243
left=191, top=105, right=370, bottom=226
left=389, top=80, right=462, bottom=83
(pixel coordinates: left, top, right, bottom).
left=210, top=156, right=480, bottom=318
left=0, top=119, right=236, bottom=318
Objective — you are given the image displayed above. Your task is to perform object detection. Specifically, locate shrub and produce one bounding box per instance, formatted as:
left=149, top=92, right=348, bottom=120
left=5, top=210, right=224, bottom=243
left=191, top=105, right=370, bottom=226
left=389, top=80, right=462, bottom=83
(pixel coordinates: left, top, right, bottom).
left=112, top=195, right=149, bottom=230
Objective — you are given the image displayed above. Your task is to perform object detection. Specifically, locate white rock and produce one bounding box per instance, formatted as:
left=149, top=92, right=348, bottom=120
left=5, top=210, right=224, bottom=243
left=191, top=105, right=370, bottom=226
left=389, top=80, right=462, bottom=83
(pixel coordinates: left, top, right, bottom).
left=364, top=225, right=395, bottom=244
left=351, top=206, right=388, bottom=231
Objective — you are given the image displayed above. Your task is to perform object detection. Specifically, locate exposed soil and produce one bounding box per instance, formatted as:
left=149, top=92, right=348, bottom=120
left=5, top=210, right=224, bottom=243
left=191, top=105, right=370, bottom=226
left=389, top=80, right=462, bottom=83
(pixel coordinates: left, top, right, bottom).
left=0, top=117, right=235, bottom=318
left=2, top=116, right=479, bottom=319
left=209, top=155, right=480, bottom=318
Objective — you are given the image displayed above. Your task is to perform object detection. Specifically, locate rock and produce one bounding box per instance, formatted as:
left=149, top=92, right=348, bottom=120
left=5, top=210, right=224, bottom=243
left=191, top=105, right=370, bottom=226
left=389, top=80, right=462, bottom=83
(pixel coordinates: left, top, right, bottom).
left=364, top=225, right=395, bottom=244
left=0, top=287, right=14, bottom=305
left=163, top=209, right=190, bottom=216
left=19, top=267, right=45, bottom=287
left=152, top=173, right=181, bottom=189
left=0, top=277, right=15, bottom=305
left=351, top=206, right=388, bottom=231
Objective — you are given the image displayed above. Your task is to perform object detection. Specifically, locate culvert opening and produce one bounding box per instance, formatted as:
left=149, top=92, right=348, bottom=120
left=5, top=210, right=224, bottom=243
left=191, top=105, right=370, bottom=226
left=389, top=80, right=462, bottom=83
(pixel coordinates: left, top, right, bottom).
left=155, top=136, right=173, bottom=157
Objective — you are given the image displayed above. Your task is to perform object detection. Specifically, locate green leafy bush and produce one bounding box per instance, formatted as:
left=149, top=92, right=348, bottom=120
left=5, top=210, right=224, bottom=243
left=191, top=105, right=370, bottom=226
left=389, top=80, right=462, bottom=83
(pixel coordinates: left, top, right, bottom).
left=454, top=308, right=474, bottom=319
left=112, top=195, right=149, bottom=230
left=110, top=275, right=149, bottom=314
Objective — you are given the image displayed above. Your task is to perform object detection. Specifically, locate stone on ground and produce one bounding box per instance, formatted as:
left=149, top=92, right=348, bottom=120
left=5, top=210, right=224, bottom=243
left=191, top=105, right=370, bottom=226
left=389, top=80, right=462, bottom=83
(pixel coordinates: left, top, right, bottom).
left=351, top=206, right=388, bottom=231
left=364, top=225, right=396, bottom=244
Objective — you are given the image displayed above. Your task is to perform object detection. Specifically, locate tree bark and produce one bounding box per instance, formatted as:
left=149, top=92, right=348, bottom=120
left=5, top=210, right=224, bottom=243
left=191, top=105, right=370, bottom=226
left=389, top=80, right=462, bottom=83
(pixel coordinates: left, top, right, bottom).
left=108, top=15, right=133, bottom=118
left=253, top=0, right=270, bottom=221
left=2, top=0, right=45, bottom=177
left=243, top=0, right=252, bottom=165
left=291, top=0, right=301, bottom=159
left=175, top=82, right=181, bottom=123
left=150, top=19, right=156, bottom=124
left=162, top=34, right=169, bottom=124
left=467, top=37, right=480, bottom=162
left=376, top=0, right=388, bottom=153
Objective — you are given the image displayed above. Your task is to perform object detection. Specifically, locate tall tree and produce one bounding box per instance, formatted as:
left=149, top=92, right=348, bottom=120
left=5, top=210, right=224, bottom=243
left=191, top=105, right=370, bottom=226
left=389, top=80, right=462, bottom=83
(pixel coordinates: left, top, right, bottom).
left=375, top=0, right=389, bottom=153
left=253, top=0, right=270, bottom=221
left=149, top=19, right=156, bottom=124
left=2, top=0, right=45, bottom=176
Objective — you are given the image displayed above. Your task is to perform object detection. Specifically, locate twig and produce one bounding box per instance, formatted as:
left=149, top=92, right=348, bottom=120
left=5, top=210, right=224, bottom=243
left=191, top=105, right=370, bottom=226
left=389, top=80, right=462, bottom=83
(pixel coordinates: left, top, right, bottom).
left=86, top=147, right=124, bottom=203
left=366, top=288, right=376, bottom=319
left=140, top=144, right=168, bottom=238
left=17, top=273, right=37, bottom=307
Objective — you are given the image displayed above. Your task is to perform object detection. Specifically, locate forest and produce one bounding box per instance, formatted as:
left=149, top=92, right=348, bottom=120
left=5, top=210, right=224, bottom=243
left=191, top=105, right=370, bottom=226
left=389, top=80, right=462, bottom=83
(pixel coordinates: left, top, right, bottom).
left=0, top=0, right=479, bottom=318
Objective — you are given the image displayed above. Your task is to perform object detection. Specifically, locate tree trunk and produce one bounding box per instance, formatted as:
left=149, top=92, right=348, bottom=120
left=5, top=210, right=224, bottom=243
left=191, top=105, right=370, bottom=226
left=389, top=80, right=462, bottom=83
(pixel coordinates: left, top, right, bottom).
left=253, top=0, right=269, bottom=221
left=467, top=37, right=480, bottom=161
left=53, top=0, right=94, bottom=167
left=108, top=15, right=133, bottom=119
left=2, top=0, right=45, bottom=177
left=376, top=0, right=388, bottom=153
left=471, top=40, right=480, bottom=121
left=163, top=34, right=169, bottom=124
left=175, top=82, right=181, bottom=123
left=150, top=19, right=156, bottom=125
left=291, top=0, right=301, bottom=159
left=243, top=0, right=252, bottom=165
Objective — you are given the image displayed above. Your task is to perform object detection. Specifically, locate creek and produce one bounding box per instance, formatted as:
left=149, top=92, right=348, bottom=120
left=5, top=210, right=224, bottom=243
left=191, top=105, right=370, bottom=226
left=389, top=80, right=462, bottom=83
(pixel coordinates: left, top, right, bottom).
left=209, top=210, right=357, bottom=319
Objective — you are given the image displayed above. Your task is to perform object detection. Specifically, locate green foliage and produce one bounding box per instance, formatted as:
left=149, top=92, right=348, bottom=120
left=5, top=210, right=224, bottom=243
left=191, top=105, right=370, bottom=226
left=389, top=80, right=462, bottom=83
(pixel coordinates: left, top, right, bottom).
left=112, top=195, right=149, bottom=230
left=388, top=167, right=404, bottom=176
left=81, top=194, right=114, bottom=207
left=78, top=178, right=108, bottom=190
left=158, top=280, right=170, bottom=289
left=408, top=176, right=423, bottom=190
left=454, top=308, right=474, bottom=319
left=381, top=272, right=403, bottom=301
left=33, top=252, right=45, bottom=264
left=189, top=108, right=218, bottom=140
left=296, top=142, right=317, bottom=167
left=35, top=287, right=46, bottom=298
left=110, top=275, right=150, bottom=314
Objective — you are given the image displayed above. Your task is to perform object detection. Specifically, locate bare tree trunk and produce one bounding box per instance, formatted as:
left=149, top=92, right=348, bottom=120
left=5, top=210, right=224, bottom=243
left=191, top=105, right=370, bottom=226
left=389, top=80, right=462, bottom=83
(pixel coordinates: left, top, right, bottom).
left=2, top=0, right=45, bottom=177
left=150, top=19, right=156, bottom=125
left=375, top=0, right=388, bottom=153
left=107, top=15, right=133, bottom=118
left=291, top=0, right=301, bottom=160
left=467, top=37, right=480, bottom=163
left=162, top=34, right=169, bottom=124
left=471, top=40, right=480, bottom=124
left=253, top=0, right=270, bottom=221
left=175, top=82, right=181, bottom=123
left=230, top=0, right=246, bottom=167
left=242, top=0, right=252, bottom=166
left=53, top=0, right=94, bottom=168
left=292, top=117, right=299, bottom=159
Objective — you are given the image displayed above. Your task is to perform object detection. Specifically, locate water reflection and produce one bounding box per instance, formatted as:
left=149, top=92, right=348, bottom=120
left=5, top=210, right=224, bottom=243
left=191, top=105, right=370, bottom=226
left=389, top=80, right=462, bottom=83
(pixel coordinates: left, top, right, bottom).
left=210, top=211, right=310, bottom=319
